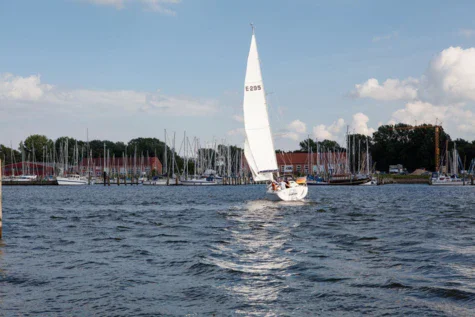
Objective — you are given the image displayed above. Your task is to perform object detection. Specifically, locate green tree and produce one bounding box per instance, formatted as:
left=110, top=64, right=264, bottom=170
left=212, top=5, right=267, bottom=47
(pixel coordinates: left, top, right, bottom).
left=371, top=124, right=449, bottom=172
left=299, top=138, right=343, bottom=152
left=0, top=144, right=21, bottom=165
left=23, top=134, right=54, bottom=162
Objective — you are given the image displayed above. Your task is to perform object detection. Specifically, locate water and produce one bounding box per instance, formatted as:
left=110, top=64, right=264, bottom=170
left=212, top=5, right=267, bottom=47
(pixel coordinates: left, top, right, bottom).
left=0, top=185, right=474, bottom=316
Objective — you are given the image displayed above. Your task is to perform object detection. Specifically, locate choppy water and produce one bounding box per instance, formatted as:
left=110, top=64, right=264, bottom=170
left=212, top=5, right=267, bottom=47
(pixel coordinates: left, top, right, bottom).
left=0, top=185, right=474, bottom=316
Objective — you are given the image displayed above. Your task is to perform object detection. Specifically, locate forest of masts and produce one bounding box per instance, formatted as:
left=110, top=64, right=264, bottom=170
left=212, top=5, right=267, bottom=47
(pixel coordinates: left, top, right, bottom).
left=299, top=131, right=374, bottom=178
left=3, top=130, right=246, bottom=180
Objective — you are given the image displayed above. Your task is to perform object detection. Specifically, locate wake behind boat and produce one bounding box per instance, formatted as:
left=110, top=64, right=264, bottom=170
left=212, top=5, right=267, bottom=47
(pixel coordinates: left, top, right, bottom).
left=242, top=26, right=307, bottom=201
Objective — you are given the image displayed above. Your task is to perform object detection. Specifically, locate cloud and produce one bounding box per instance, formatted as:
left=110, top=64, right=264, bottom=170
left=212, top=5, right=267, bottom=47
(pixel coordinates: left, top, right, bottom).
left=279, top=119, right=307, bottom=140
left=351, top=113, right=375, bottom=136
left=351, top=78, right=419, bottom=101
left=424, top=47, right=475, bottom=102
left=281, top=131, right=300, bottom=141
left=372, top=31, right=398, bottom=42
left=233, top=115, right=243, bottom=122
left=459, top=29, right=475, bottom=38
left=227, top=128, right=245, bottom=136
left=85, top=0, right=181, bottom=15
left=287, top=119, right=306, bottom=134
left=0, top=72, right=217, bottom=116
left=312, top=118, right=345, bottom=141
left=352, top=47, right=475, bottom=103
left=0, top=73, right=53, bottom=101
left=350, top=46, right=475, bottom=140
left=389, top=101, right=475, bottom=135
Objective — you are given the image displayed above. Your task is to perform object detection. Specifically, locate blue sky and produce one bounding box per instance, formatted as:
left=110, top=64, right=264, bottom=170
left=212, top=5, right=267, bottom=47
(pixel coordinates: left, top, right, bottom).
left=1, top=0, right=475, bottom=150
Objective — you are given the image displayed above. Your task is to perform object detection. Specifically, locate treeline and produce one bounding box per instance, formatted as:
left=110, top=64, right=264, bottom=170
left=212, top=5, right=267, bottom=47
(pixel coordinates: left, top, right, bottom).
left=297, top=123, right=475, bottom=172
left=0, top=134, right=245, bottom=173
left=0, top=135, right=178, bottom=167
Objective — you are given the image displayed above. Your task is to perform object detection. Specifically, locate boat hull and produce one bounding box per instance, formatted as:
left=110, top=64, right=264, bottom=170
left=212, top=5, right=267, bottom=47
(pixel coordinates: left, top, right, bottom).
left=430, top=181, right=466, bottom=186
left=56, top=177, right=89, bottom=185
left=181, top=180, right=218, bottom=186
left=266, top=186, right=308, bottom=201
left=143, top=180, right=169, bottom=186
left=308, top=178, right=371, bottom=186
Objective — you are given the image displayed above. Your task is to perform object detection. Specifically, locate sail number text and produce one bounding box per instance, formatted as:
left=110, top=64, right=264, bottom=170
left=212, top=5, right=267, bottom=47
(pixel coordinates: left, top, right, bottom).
left=245, top=85, right=262, bottom=92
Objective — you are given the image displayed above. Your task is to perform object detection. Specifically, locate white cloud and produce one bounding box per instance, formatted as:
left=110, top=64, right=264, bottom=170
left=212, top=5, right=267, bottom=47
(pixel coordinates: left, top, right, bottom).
left=227, top=128, right=245, bottom=136
left=424, top=47, right=475, bottom=102
left=312, top=118, right=345, bottom=141
left=85, top=0, right=181, bottom=15
left=278, top=119, right=308, bottom=141
left=350, top=46, right=475, bottom=140
left=372, top=31, right=398, bottom=42
left=389, top=101, right=475, bottom=135
left=281, top=131, right=300, bottom=141
left=459, top=29, right=475, bottom=38
left=0, top=73, right=53, bottom=101
left=0, top=72, right=217, bottom=116
left=233, top=115, right=243, bottom=122
left=287, top=119, right=307, bottom=134
left=351, top=113, right=375, bottom=136
left=352, top=47, right=475, bottom=103
left=351, top=78, right=418, bottom=101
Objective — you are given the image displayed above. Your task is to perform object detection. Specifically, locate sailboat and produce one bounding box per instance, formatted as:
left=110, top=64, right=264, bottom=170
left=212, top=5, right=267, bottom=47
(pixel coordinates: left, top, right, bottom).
left=243, top=26, right=308, bottom=201
left=431, top=143, right=466, bottom=186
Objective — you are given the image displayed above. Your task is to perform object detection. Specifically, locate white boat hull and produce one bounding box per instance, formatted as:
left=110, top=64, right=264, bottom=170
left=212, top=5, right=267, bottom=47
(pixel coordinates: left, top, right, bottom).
left=360, top=180, right=377, bottom=186
left=56, top=177, right=89, bottom=186
left=181, top=179, right=218, bottom=186
left=266, top=185, right=308, bottom=201
left=430, top=181, right=466, bottom=186
left=143, top=180, right=169, bottom=186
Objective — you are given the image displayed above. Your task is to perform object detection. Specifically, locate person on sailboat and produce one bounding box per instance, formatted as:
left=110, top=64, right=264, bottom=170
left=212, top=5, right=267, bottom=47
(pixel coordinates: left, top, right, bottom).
left=279, top=179, right=288, bottom=190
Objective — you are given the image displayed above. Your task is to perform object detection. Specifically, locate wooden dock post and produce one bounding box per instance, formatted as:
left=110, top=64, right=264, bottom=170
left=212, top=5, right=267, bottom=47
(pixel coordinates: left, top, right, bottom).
left=0, top=159, right=3, bottom=239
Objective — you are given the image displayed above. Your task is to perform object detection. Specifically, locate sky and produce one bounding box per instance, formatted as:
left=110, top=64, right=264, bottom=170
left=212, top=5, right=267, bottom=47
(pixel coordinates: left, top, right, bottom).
left=1, top=0, right=475, bottom=151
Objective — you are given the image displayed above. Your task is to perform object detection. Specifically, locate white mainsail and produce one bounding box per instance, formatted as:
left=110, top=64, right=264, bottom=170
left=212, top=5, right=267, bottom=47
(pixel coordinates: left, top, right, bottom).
left=243, top=29, right=278, bottom=181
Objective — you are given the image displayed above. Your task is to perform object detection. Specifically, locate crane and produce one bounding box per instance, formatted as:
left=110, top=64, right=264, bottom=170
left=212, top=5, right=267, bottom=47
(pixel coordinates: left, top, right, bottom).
left=388, top=123, right=442, bottom=172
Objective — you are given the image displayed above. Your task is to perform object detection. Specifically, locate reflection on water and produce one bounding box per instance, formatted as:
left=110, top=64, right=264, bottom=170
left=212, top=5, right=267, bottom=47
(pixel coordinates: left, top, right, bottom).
left=209, top=200, right=292, bottom=315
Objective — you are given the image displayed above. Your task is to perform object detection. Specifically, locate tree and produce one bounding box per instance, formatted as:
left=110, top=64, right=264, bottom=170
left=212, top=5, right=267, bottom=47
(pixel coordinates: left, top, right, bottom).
left=0, top=144, right=21, bottom=165
left=299, top=138, right=343, bottom=152
left=23, top=134, right=54, bottom=162
left=371, top=124, right=449, bottom=172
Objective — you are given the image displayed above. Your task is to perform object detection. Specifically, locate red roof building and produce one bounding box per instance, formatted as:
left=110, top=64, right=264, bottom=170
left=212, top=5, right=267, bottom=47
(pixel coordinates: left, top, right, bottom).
left=242, top=152, right=348, bottom=176
left=276, top=152, right=347, bottom=175
left=2, top=162, right=55, bottom=177
left=79, top=157, right=162, bottom=175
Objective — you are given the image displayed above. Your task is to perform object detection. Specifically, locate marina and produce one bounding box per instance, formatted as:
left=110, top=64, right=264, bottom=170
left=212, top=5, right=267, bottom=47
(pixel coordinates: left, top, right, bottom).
left=2, top=1, right=475, bottom=316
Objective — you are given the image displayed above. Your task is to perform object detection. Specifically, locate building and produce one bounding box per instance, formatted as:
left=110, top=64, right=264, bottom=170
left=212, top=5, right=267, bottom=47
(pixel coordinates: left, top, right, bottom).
left=79, top=157, right=162, bottom=176
left=2, top=162, right=55, bottom=176
left=389, top=164, right=404, bottom=174
left=276, top=152, right=348, bottom=176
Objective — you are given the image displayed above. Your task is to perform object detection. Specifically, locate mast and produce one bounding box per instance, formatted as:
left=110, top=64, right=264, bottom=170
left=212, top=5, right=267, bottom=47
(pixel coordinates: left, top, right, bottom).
left=87, top=129, right=90, bottom=184
left=172, top=132, right=176, bottom=178
left=163, top=129, right=168, bottom=176
left=366, top=136, right=370, bottom=175
left=445, top=139, right=449, bottom=175
left=21, top=142, right=25, bottom=175
left=346, top=126, right=350, bottom=174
